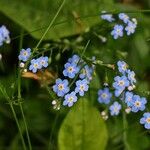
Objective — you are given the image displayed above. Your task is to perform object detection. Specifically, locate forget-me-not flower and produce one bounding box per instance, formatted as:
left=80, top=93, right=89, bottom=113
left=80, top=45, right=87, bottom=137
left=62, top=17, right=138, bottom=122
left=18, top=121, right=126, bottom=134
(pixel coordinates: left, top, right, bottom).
left=18, top=48, right=31, bottom=62
left=53, top=78, right=70, bottom=97
left=63, top=62, right=80, bottom=78
left=111, top=25, right=124, bottom=39
left=125, top=21, right=136, bottom=35
left=29, top=59, right=41, bottom=73
left=130, top=95, right=147, bottom=112
left=109, top=101, right=122, bottom=116
left=63, top=91, right=77, bottom=107
left=98, top=88, right=112, bottom=104
left=75, top=79, right=89, bottom=96
left=118, top=13, right=130, bottom=23
left=140, top=112, right=150, bottom=129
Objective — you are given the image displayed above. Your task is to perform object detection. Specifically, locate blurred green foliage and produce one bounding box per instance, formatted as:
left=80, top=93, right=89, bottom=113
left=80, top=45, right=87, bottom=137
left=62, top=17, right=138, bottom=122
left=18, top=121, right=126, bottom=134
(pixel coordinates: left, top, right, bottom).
left=0, top=0, right=150, bottom=150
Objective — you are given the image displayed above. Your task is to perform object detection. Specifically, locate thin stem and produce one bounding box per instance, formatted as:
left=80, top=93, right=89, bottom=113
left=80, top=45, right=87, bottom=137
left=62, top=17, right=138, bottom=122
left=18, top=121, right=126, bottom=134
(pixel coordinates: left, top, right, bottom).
left=9, top=103, right=27, bottom=150
left=123, top=111, right=130, bottom=150
left=0, top=84, right=26, bottom=150
left=34, top=0, right=66, bottom=50
left=18, top=29, right=32, bottom=150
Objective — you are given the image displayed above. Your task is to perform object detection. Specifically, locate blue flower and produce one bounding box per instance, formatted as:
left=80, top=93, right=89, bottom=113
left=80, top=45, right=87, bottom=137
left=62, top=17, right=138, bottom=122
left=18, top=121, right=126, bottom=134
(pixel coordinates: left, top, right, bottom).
left=38, top=56, right=49, bottom=68
left=75, top=79, right=89, bottom=96
left=68, top=54, right=80, bottom=64
left=101, top=11, right=115, bottom=22
left=117, top=61, right=128, bottom=74
left=53, top=78, right=70, bottom=97
left=79, top=65, right=93, bottom=81
left=130, top=95, right=147, bottom=112
left=113, top=76, right=129, bottom=97
left=109, top=101, right=122, bottom=116
left=98, top=88, right=112, bottom=104
left=127, top=69, right=136, bottom=85
left=29, top=59, right=41, bottom=73
left=113, top=76, right=129, bottom=90
left=111, top=25, right=124, bottom=39
left=0, top=25, right=10, bottom=46
left=114, top=89, right=124, bottom=97
left=63, top=62, right=80, bottom=78
left=63, top=92, right=77, bottom=107
left=118, top=13, right=130, bottom=23
left=125, top=21, right=136, bottom=36
left=140, top=112, right=150, bottom=129
left=125, top=91, right=133, bottom=107
left=18, top=48, right=31, bottom=62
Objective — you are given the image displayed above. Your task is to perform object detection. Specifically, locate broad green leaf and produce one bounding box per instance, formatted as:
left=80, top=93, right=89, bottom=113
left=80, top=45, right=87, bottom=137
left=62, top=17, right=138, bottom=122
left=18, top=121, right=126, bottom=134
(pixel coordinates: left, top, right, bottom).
left=0, top=0, right=114, bottom=40
left=58, top=99, right=108, bottom=150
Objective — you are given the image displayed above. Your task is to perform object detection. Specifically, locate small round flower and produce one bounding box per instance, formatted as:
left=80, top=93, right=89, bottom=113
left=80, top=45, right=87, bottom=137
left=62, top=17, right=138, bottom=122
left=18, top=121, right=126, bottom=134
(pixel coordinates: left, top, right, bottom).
left=18, top=48, right=31, bottom=62
left=114, top=89, right=124, bottom=97
left=68, top=54, right=80, bottom=64
left=117, top=61, right=128, bottom=74
left=75, top=79, right=89, bottom=96
left=132, top=18, right=137, bottom=25
left=63, top=62, right=80, bottom=78
left=101, top=11, right=115, bottom=22
left=113, top=76, right=130, bottom=91
left=130, top=95, right=147, bottom=112
left=38, top=56, right=48, bottom=68
left=118, top=13, right=129, bottom=23
left=0, top=53, right=2, bottom=61
left=140, top=112, right=150, bottom=129
left=53, top=78, right=70, bottom=97
left=23, top=69, right=27, bottom=72
left=29, top=59, right=41, bottom=73
left=0, top=25, right=10, bottom=44
left=125, top=21, right=136, bottom=36
left=109, top=102, right=122, bottom=116
left=125, top=107, right=131, bottom=114
left=125, top=91, right=133, bottom=107
left=19, top=62, right=25, bottom=68
left=79, top=65, right=93, bottom=81
left=111, top=25, right=124, bottom=39
left=127, top=69, right=136, bottom=85
left=63, top=92, right=77, bottom=107
left=98, top=88, right=112, bottom=104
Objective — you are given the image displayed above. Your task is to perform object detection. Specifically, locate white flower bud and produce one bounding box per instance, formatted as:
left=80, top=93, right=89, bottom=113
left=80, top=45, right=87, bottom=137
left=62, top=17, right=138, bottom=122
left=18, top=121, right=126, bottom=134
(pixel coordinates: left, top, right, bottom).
left=132, top=18, right=137, bottom=25
left=23, top=69, right=27, bottom=72
left=128, top=86, right=133, bottom=91
left=52, top=100, right=57, bottom=105
left=101, top=111, right=106, bottom=116
left=19, top=62, right=25, bottom=68
left=125, top=107, right=131, bottom=114
left=0, top=54, right=2, bottom=61
left=103, top=115, right=108, bottom=120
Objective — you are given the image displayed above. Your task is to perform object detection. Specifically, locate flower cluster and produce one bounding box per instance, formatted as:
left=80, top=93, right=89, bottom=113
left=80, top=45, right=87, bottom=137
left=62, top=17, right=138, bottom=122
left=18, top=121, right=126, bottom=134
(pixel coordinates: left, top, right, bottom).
left=0, top=25, right=10, bottom=46
left=97, top=60, right=150, bottom=129
left=18, top=48, right=49, bottom=73
left=100, top=12, right=137, bottom=39
left=53, top=54, right=95, bottom=107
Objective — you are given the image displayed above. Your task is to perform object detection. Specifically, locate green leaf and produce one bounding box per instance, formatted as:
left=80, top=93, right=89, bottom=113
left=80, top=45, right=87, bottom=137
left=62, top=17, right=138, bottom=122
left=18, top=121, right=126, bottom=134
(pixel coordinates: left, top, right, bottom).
left=58, top=99, right=108, bottom=150
left=0, top=0, right=114, bottom=40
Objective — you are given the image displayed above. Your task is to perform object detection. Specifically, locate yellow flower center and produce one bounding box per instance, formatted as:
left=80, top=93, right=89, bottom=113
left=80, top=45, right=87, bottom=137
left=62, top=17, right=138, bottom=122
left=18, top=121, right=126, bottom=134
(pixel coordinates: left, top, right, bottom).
left=119, top=81, right=124, bottom=86
left=135, top=101, right=141, bottom=107
left=146, top=117, right=150, bottom=124
left=58, top=84, right=64, bottom=90
left=68, top=97, right=73, bottom=102
left=23, top=52, right=27, bottom=56
left=102, top=93, right=107, bottom=99
left=68, top=67, right=73, bottom=73
left=80, top=85, right=84, bottom=91
left=34, top=64, right=38, bottom=68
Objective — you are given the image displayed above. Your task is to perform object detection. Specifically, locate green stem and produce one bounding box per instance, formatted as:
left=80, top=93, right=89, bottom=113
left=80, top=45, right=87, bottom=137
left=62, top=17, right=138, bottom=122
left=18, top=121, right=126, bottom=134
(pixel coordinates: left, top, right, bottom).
left=123, top=111, right=130, bottom=150
left=9, top=103, right=27, bottom=150
left=18, top=29, right=32, bottom=150
left=34, top=0, right=66, bottom=50
left=0, top=84, right=26, bottom=150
